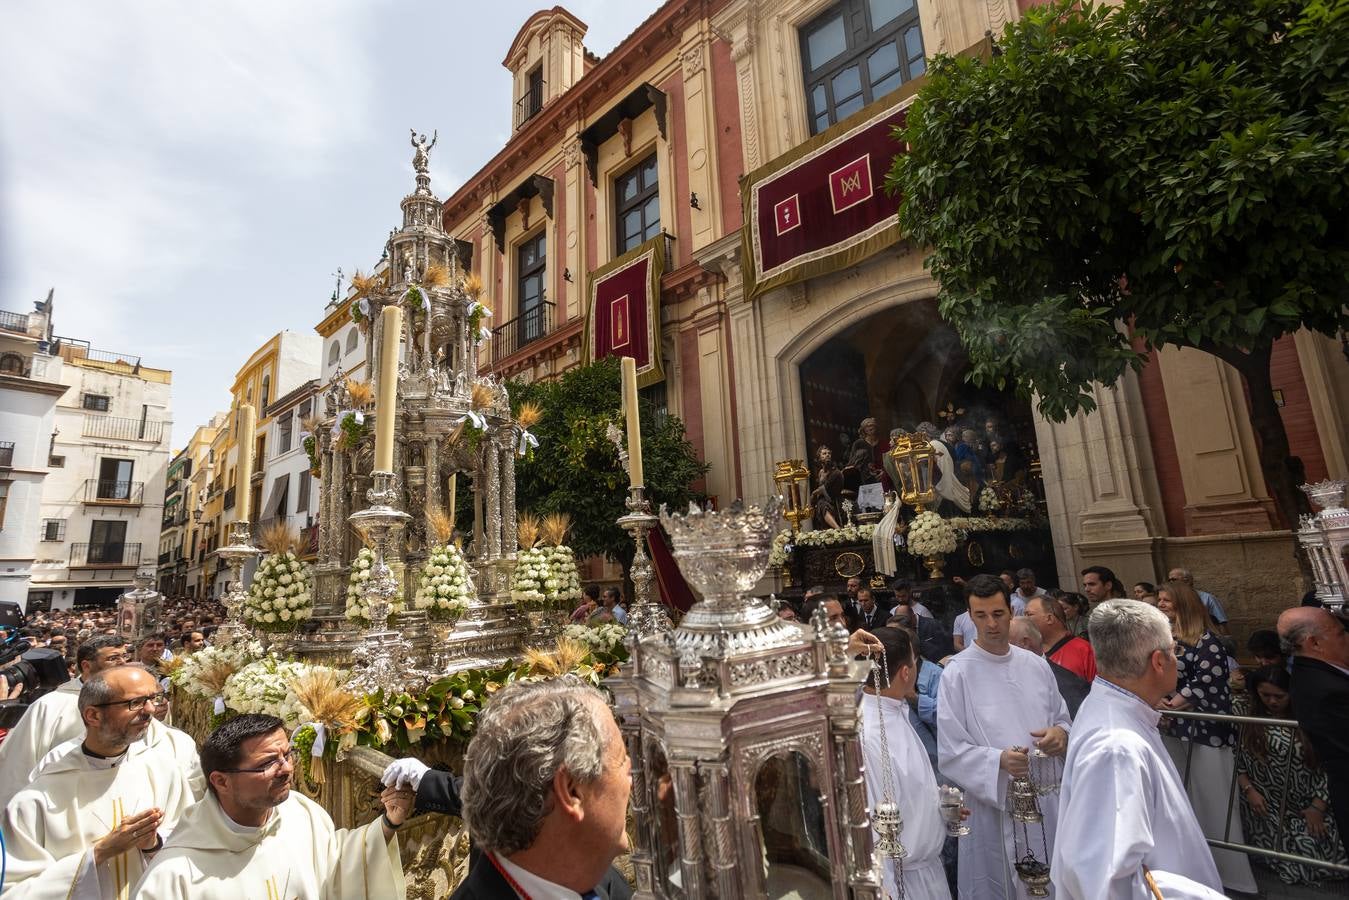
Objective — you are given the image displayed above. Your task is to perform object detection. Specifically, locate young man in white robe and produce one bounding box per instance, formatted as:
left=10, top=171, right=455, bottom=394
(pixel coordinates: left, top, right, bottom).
left=937, top=574, right=1071, bottom=900
left=1052, top=600, right=1225, bottom=899
left=0, top=635, right=127, bottom=808
left=1, top=666, right=195, bottom=900
left=860, top=625, right=954, bottom=899
left=133, top=713, right=410, bottom=900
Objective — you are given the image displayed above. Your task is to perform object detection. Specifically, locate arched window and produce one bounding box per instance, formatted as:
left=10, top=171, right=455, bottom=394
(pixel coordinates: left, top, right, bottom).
left=0, top=353, right=24, bottom=375
left=345, top=328, right=359, bottom=354
left=328, top=341, right=341, bottom=365
left=260, top=374, right=270, bottom=409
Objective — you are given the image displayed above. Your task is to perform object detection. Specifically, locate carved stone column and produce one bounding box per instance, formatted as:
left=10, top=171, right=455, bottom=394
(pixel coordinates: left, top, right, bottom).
left=485, top=437, right=502, bottom=560
left=426, top=438, right=442, bottom=537
left=699, top=763, right=737, bottom=899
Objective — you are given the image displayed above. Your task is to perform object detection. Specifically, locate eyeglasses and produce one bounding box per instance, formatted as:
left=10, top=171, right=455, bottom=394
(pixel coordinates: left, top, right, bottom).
left=99, top=652, right=130, bottom=665
left=218, top=748, right=298, bottom=776
left=92, top=692, right=168, bottom=713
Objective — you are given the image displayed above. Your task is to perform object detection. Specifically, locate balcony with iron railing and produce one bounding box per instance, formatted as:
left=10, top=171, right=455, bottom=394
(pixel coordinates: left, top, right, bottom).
left=515, top=79, right=546, bottom=129
left=82, top=415, right=165, bottom=443
left=52, top=336, right=142, bottom=374
left=69, top=542, right=141, bottom=567
left=223, top=486, right=236, bottom=510
left=491, top=301, right=554, bottom=364
left=0, top=310, right=30, bottom=335
left=83, top=479, right=144, bottom=505
left=0, top=441, right=13, bottom=468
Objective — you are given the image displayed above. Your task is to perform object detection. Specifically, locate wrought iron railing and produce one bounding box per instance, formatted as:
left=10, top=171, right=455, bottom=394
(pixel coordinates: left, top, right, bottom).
left=82, top=415, right=165, bottom=443
left=515, top=79, right=546, bottom=127
left=0, top=310, right=29, bottom=335
left=158, top=550, right=172, bottom=565
left=0, top=442, right=13, bottom=467
left=492, top=300, right=554, bottom=362
left=53, top=336, right=141, bottom=372
left=83, top=479, right=144, bottom=504
left=223, top=486, right=235, bottom=510
left=69, top=542, right=141, bottom=566
left=1166, top=708, right=1349, bottom=879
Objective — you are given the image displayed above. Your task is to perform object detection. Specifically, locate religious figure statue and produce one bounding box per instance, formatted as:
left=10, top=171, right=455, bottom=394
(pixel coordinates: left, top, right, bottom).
left=410, top=129, right=437, bottom=174
left=810, top=445, right=844, bottom=530
left=402, top=249, right=417, bottom=285
left=845, top=417, right=890, bottom=492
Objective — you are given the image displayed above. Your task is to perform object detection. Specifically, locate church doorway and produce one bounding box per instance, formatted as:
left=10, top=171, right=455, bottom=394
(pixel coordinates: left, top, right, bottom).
left=796, top=298, right=1058, bottom=589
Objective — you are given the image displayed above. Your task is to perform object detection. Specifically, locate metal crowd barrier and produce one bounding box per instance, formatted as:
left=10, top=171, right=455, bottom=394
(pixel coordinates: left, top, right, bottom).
left=1166, top=708, right=1349, bottom=884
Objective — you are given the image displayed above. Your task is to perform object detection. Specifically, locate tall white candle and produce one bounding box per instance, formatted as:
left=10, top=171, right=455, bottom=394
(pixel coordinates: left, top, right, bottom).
left=621, top=356, right=644, bottom=487
left=448, top=472, right=458, bottom=531
left=375, top=305, right=403, bottom=472
left=235, top=404, right=256, bottom=521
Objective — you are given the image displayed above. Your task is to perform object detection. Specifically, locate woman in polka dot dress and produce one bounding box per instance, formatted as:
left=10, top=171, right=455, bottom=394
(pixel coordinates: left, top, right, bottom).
left=1157, top=579, right=1258, bottom=894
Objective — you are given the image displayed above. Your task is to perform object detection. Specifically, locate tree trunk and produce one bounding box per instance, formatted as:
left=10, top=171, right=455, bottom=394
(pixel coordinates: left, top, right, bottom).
left=1221, top=341, right=1315, bottom=591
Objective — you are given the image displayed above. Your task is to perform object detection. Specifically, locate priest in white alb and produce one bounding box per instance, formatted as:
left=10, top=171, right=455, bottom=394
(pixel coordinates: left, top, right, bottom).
left=0, top=635, right=127, bottom=809
left=1052, top=600, right=1225, bottom=899
left=133, top=713, right=410, bottom=899
left=860, top=625, right=953, bottom=899
left=937, top=574, right=1071, bottom=899
left=1, top=666, right=195, bottom=900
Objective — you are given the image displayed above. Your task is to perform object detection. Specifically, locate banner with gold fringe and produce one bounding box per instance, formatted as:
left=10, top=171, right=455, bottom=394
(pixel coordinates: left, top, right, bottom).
left=582, top=234, right=666, bottom=387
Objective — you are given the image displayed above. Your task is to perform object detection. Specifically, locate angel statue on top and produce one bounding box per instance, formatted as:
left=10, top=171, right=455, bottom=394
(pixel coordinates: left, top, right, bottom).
left=411, top=129, right=438, bottom=174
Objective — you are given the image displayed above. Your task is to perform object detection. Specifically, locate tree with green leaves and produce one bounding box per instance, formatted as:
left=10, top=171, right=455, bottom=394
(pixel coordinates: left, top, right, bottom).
left=887, top=0, right=1349, bottom=564
left=505, top=357, right=708, bottom=581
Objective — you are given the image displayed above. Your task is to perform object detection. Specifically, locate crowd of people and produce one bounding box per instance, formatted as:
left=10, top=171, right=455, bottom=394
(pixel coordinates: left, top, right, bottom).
left=0, top=568, right=1343, bottom=899
left=764, top=563, right=1348, bottom=896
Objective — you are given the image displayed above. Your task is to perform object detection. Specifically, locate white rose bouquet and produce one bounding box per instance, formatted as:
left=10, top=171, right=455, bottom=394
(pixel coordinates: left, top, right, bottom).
left=562, top=622, right=627, bottom=656
left=171, top=640, right=264, bottom=707
left=222, top=657, right=311, bottom=728
left=510, top=545, right=549, bottom=608
left=543, top=544, right=582, bottom=606
left=906, top=510, right=958, bottom=557
left=243, top=551, right=313, bottom=632
left=414, top=542, right=474, bottom=622
left=346, top=547, right=401, bottom=624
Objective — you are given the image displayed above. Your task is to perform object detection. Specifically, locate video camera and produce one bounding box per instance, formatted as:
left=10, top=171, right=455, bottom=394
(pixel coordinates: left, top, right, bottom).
left=0, top=638, right=72, bottom=730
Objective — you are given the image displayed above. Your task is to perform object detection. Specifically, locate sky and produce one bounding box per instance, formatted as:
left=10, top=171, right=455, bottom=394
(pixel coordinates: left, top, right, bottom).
left=0, top=0, right=664, bottom=447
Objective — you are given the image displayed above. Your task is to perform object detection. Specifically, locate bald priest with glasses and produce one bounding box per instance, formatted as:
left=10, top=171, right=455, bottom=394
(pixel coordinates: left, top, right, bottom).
left=1, top=666, right=196, bottom=900
left=133, top=713, right=410, bottom=899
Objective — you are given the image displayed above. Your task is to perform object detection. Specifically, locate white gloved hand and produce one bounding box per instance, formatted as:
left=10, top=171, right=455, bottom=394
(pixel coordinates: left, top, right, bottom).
left=381, top=757, right=430, bottom=791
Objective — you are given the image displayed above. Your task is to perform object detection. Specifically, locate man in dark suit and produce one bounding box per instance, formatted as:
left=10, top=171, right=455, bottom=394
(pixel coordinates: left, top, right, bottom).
left=855, top=587, right=889, bottom=633
left=450, top=678, right=633, bottom=899
left=888, top=602, right=955, bottom=663
left=1279, top=606, right=1349, bottom=852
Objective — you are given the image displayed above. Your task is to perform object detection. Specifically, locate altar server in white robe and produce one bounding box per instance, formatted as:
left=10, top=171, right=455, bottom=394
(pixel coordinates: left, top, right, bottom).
left=1, top=666, right=194, bottom=900
left=0, top=635, right=127, bottom=808
left=860, top=625, right=953, bottom=900
left=937, top=574, right=1071, bottom=900
left=134, top=713, right=410, bottom=900
left=1053, top=600, right=1224, bottom=899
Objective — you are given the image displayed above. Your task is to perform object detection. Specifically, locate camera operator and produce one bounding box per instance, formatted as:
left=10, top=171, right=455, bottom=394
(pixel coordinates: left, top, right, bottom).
left=0, top=635, right=127, bottom=808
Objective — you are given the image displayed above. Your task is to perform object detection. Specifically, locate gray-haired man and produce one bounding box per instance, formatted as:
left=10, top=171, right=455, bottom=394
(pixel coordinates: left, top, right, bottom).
left=454, top=678, right=633, bottom=899
left=1053, top=600, right=1223, bottom=899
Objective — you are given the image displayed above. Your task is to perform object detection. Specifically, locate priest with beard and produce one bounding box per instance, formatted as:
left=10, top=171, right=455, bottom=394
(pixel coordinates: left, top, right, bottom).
left=133, top=714, right=409, bottom=899
left=1, top=666, right=195, bottom=900
left=937, top=574, right=1071, bottom=899
left=0, top=635, right=127, bottom=808
left=1053, top=600, right=1224, bottom=899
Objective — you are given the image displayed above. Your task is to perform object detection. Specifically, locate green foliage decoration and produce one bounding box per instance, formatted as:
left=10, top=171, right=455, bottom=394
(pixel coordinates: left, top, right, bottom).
left=506, top=357, right=708, bottom=571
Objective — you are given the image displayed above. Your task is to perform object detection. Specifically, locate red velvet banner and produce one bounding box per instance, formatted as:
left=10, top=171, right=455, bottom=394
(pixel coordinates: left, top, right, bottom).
left=742, top=91, right=914, bottom=299
left=583, top=235, right=666, bottom=387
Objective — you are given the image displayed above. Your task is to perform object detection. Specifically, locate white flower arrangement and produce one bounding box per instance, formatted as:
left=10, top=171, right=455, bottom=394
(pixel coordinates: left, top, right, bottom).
left=243, top=551, right=313, bottom=632
left=345, top=547, right=401, bottom=624
left=413, top=543, right=474, bottom=622
left=562, top=622, right=628, bottom=656
left=510, top=546, right=549, bottom=608
left=979, top=485, right=1002, bottom=514
left=170, top=640, right=264, bottom=700
left=906, top=510, right=958, bottom=557
left=767, top=524, right=877, bottom=566
left=510, top=544, right=582, bottom=609
left=221, top=657, right=311, bottom=728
